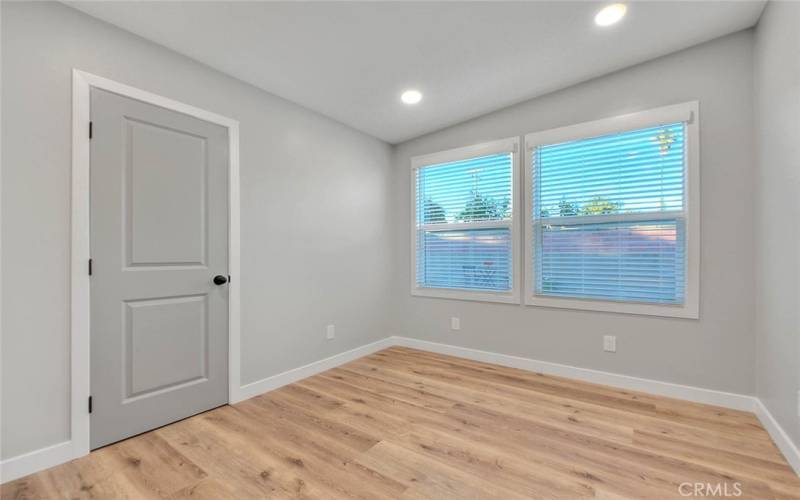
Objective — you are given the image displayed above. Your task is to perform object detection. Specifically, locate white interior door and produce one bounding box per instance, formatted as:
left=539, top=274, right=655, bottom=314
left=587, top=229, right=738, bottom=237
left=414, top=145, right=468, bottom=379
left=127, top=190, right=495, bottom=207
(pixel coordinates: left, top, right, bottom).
left=89, top=87, right=229, bottom=449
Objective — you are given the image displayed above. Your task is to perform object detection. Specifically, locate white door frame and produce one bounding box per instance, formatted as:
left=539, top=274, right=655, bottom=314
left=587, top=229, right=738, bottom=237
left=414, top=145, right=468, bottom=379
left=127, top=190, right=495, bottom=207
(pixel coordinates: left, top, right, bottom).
left=71, top=69, right=242, bottom=458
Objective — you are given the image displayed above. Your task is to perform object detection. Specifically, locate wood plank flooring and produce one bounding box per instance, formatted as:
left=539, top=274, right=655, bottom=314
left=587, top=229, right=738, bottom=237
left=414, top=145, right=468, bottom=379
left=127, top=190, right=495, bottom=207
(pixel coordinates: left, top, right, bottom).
left=3, top=347, right=799, bottom=499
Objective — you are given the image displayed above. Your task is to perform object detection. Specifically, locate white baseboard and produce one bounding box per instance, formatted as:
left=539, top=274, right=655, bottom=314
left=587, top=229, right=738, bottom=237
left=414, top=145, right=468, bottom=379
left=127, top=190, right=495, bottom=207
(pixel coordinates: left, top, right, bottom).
left=391, top=337, right=756, bottom=411
left=231, top=337, right=395, bottom=403
left=754, top=398, right=800, bottom=475
left=3, top=335, right=798, bottom=483
left=0, top=441, right=77, bottom=484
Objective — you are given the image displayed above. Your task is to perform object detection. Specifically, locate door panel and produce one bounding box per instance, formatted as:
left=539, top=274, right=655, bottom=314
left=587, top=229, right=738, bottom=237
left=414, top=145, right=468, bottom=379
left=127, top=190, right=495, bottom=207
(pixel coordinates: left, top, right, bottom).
left=90, top=88, right=229, bottom=449
left=124, top=295, right=208, bottom=399
left=126, top=119, right=208, bottom=267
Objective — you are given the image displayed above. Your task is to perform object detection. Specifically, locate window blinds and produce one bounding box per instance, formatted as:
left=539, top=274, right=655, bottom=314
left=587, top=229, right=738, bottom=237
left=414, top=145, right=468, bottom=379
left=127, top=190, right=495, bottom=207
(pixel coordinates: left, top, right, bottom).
left=416, top=153, right=513, bottom=292
left=532, top=122, right=686, bottom=304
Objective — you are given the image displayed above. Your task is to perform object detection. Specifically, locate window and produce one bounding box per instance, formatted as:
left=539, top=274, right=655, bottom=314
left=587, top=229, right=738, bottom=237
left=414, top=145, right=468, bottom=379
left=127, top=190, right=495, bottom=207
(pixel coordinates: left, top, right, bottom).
left=412, top=137, right=520, bottom=303
left=524, top=102, right=699, bottom=318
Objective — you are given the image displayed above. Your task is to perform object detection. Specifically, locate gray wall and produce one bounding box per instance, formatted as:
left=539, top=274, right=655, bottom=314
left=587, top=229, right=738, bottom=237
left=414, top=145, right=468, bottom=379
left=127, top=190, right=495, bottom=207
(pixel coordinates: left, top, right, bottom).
left=754, top=1, right=800, bottom=448
left=0, top=2, right=393, bottom=459
left=391, top=31, right=757, bottom=396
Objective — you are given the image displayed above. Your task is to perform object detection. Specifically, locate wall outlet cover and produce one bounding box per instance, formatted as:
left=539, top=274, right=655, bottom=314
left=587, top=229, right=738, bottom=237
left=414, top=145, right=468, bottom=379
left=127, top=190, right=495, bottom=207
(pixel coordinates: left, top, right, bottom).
left=603, top=335, right=616, bottom=353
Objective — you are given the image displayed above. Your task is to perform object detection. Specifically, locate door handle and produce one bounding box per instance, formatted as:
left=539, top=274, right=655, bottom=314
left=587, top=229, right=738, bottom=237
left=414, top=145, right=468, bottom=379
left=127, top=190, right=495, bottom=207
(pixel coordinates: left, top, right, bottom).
left=213, top=275, right=228, bottom=285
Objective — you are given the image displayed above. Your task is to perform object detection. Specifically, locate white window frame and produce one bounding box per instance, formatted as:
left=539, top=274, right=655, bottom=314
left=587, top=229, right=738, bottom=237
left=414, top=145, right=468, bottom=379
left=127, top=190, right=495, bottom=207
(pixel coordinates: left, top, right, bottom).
left=523, top=102, right=700, bottom=318
left=411, top=137, right=521, bottom=304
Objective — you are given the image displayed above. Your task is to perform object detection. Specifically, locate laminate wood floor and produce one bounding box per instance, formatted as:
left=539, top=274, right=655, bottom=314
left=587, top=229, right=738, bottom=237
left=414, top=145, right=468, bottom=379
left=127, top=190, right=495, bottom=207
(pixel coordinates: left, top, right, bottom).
left=3, top=347, right=799, bottom=499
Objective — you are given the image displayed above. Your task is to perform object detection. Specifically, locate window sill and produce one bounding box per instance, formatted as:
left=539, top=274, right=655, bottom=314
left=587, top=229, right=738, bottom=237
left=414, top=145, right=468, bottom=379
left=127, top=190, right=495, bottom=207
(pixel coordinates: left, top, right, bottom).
left=526, top=294, right=699, bottom=319
left=412, top=286, right=520, bottom=304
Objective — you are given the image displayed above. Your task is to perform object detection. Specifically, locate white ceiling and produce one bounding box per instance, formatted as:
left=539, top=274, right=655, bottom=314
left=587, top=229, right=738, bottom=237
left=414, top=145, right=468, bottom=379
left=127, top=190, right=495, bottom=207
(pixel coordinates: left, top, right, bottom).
left=66, top=1, right=765, bottom=144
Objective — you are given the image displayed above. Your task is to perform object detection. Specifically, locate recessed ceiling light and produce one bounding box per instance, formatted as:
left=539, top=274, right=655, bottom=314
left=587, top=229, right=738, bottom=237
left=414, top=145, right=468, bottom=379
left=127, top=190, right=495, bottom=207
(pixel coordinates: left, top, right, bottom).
left=595, top=3, right=627, bottom=27
left=401, top=89, right=422, bottom=105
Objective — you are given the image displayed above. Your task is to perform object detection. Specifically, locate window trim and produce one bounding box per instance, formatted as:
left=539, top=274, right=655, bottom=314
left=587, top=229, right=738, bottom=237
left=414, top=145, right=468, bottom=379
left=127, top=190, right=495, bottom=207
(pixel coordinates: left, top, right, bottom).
left=410, top=137, right=521, bottom=304
left=523, top=102, right=700, bottom=318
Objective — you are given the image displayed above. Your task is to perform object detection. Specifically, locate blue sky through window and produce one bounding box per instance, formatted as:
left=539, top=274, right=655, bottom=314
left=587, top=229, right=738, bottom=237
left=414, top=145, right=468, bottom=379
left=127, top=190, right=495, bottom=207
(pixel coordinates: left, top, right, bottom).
left=417, top=153, right=513, bottom=225
left=535, top=123, right=685, bottom=218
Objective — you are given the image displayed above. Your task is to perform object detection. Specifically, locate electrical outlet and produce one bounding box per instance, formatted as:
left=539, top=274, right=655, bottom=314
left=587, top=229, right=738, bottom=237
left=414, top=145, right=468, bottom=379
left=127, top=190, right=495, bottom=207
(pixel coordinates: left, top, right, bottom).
left=450, top=317, right=461, bottom=331
left=326, top=324, right=335, bottom=340
left=603, top=335, right=616, bottom=353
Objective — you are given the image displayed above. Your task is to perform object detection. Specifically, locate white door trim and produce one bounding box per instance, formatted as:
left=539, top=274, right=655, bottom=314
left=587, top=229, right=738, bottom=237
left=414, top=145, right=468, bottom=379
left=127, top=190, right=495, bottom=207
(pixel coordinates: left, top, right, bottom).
left=71, top=69, right=242, bottom=459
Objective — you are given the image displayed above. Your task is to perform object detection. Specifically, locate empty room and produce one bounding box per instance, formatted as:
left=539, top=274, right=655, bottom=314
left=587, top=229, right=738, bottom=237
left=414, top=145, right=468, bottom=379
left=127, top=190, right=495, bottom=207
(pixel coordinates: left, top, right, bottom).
left=1, top=0, right=799, bottom=498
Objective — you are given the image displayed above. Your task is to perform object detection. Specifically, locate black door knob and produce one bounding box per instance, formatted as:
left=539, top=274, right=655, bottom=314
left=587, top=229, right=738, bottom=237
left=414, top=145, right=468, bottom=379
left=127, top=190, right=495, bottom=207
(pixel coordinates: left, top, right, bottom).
left=213, top=275, right=228, bottom=285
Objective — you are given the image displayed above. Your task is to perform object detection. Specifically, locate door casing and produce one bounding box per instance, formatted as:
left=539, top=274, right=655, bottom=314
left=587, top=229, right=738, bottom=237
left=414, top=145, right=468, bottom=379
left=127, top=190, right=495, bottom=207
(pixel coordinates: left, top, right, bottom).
left=71, top=69, right=241, bottom=459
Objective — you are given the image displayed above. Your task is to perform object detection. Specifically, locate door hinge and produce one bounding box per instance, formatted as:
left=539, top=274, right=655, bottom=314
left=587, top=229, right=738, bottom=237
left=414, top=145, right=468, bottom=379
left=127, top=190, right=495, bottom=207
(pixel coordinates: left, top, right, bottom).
left=89, top=121, right=93, bottom=139
left=88, top=258, right=93, bottom=276
left=88, top=396, right=93, bottom=414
